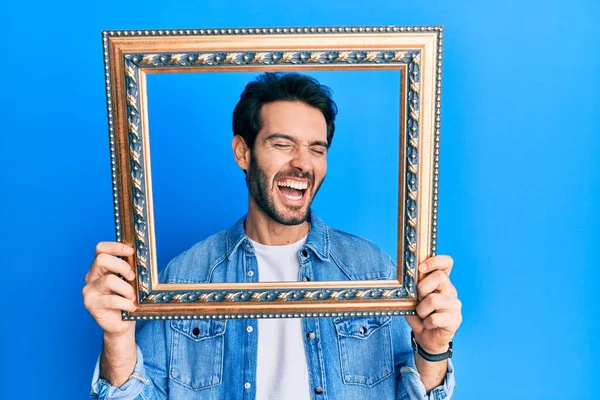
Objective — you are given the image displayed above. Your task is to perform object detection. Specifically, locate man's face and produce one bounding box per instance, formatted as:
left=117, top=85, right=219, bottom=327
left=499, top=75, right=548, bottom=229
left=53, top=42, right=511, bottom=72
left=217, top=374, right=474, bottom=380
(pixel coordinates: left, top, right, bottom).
left=246, top=100, right=328, bottom=226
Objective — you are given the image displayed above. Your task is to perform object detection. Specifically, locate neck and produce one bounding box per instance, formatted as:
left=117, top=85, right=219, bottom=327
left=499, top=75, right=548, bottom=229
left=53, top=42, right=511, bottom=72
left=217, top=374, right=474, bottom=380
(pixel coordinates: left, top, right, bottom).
left=245, top=201, right=310, bottom=246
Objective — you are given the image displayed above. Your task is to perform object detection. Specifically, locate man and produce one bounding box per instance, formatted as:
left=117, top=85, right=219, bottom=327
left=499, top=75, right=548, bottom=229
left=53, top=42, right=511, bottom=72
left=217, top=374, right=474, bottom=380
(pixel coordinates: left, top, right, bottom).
left=84, top=73, right=462, bottom=399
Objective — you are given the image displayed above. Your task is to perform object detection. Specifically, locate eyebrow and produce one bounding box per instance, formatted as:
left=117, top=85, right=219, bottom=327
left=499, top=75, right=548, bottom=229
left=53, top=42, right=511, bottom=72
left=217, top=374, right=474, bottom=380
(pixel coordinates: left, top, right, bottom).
left=265, top=133, right=329, bottom=148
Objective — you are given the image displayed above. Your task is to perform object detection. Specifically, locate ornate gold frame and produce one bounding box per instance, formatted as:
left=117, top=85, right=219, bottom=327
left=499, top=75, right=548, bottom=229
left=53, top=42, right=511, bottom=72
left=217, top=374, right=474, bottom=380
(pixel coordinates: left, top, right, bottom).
left=101, top=25, right=443, bottom=320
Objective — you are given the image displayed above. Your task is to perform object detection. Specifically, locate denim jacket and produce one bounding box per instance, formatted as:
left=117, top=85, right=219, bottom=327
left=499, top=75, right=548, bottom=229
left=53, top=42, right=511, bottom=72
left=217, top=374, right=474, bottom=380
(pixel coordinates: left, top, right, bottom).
left=90, top=213, right=455, bottom=399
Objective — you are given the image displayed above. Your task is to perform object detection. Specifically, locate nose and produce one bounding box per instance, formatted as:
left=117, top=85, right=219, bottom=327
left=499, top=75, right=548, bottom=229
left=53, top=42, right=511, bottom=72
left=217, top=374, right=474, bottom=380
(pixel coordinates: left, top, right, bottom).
left=289, top=145, right=313, bottom=173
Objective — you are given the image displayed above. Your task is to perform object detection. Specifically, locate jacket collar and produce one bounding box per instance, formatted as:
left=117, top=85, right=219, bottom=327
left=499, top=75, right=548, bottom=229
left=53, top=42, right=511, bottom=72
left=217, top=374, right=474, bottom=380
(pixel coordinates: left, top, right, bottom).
left=226, top=210, right=330, bottom=261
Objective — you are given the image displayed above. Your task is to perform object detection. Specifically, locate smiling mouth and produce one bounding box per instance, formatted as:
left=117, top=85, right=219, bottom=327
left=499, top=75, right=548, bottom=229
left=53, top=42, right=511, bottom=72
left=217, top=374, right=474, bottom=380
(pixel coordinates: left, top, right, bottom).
left=276, top=178, right=309, bottom=202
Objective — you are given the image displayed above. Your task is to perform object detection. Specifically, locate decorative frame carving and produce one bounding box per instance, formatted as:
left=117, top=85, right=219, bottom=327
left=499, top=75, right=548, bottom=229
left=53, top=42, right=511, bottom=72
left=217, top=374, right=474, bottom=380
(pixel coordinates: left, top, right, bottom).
left=101, top=25, right=443, bottom=320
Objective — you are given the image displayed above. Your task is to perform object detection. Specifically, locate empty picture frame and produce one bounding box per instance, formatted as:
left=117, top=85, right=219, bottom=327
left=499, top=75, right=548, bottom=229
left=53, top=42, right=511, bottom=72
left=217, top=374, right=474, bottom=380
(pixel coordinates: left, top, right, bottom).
left=101, top=25, right=443, bottom=320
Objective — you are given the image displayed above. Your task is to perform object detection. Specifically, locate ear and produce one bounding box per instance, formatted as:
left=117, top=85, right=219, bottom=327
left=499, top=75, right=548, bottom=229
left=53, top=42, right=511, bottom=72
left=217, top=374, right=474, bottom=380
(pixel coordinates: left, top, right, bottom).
left=232, top=135, right=250, bottom=171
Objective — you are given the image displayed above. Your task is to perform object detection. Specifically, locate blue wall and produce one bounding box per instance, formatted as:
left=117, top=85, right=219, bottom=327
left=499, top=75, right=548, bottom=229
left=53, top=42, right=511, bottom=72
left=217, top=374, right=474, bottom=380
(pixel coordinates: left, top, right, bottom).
left=1, top=1, right=598, bottom=398
left=146, top=70, right=401, bottom=272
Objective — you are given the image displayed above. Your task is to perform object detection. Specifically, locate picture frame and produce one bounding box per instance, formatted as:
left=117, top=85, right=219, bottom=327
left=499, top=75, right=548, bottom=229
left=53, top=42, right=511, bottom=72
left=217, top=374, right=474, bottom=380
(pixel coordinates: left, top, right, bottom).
left=101, top=25, right=443, bottom=320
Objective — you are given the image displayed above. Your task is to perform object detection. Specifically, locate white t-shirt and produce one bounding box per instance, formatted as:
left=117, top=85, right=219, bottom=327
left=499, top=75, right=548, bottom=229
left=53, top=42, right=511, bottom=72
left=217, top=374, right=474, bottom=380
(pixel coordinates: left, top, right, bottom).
left=249, top=236, right=310, bottom=400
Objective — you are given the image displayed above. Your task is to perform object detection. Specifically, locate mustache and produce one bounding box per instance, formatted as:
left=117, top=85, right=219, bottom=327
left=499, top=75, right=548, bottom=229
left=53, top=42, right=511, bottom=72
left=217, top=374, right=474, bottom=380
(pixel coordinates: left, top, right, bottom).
left=274, top=170, right=314, bottom=186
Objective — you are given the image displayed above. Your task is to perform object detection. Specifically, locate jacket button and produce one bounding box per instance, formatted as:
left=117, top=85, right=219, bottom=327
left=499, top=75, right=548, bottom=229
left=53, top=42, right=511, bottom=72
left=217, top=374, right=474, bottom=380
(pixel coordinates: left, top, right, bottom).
left=314, top=387, right=324, bottom=395
left=192, top=327, right=200, bottom=336
left=306, top=332, right=316, bottom=340
left=301, top=249, right=308, bottom=257
left=302, top=276, right=311, bottom=282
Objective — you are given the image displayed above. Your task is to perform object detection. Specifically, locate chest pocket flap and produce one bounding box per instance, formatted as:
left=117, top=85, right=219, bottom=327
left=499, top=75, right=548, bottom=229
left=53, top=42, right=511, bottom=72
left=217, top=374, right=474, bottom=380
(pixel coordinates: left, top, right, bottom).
left=171, top=319, right=226, bottom=341
left=334, top=315, right=392, bottom=338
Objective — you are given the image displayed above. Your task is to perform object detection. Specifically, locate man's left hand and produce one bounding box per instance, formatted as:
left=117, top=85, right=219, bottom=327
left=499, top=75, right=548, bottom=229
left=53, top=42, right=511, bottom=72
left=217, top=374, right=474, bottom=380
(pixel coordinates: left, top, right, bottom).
left=406, top=255, right=462, bottom=354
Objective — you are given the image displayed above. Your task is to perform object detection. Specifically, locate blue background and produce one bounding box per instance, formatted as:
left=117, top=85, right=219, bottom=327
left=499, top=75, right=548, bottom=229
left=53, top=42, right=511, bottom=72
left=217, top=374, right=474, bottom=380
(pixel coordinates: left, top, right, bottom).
left=0, top=0, right=598, bottom=398
left=146, top=70, right=400, bottom=272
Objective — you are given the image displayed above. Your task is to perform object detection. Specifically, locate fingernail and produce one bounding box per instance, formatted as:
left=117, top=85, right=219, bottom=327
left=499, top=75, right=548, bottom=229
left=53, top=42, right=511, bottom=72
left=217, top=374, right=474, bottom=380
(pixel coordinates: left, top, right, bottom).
left=419, top=263, right=428, bottom=273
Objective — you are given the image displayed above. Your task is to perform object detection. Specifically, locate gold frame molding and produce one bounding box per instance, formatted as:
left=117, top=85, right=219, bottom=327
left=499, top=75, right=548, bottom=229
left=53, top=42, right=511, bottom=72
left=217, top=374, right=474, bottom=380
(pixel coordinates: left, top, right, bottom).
left=101, top=25, right=443, bottom=320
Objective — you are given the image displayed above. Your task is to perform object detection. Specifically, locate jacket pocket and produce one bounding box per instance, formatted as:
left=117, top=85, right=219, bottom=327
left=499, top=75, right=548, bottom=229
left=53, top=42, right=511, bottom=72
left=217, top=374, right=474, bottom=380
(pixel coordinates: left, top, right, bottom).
left=333, top=316, right=394, bottom=387
left=169, top=319, right=227, bottom=390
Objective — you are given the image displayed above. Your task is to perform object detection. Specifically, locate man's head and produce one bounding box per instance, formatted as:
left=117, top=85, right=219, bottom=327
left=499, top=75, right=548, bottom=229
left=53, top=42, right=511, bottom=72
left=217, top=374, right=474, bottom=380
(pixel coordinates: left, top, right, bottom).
left=232, top=73, right=338, bottom=226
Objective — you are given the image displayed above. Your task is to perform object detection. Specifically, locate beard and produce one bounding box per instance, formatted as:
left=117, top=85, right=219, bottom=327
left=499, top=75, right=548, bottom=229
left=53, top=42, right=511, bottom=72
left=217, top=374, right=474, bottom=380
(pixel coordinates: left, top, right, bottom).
left=246, top=153, right=324, bottom=226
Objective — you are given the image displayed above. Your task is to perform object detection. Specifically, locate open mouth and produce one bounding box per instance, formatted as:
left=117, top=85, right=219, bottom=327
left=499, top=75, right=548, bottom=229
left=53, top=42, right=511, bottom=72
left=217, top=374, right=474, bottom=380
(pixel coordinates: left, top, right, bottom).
left=276, top=178, right=309, bottom=203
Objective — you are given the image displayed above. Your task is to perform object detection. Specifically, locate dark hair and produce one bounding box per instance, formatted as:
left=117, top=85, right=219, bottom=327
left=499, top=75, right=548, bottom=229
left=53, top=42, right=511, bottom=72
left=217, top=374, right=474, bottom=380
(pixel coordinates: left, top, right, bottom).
left=232, top=72, right=337, bottom=150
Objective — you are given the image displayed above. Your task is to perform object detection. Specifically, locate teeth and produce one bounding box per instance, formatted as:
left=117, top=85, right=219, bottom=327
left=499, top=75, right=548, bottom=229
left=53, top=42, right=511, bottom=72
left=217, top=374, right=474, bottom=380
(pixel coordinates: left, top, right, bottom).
left=277, top=179, right=308, bottom=190
left=283, top=193, right=302, bottom=200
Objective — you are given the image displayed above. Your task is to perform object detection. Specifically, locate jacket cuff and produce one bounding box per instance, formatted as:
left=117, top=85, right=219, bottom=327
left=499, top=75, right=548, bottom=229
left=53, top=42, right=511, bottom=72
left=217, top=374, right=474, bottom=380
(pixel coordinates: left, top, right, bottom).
left=89, top=346, right=148, bottom=399
left=400, top=358, right=455, bottom=400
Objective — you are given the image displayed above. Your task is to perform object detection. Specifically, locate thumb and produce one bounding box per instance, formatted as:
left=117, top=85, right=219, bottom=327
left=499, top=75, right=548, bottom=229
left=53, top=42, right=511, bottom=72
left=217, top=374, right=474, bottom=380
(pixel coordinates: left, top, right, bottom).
left=406, top=315, right=424, bottom=335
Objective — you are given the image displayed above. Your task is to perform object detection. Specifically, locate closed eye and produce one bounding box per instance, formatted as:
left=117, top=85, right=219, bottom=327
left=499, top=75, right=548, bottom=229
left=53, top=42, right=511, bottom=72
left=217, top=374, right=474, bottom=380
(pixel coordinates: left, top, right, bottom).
left=273, top=143, right=293, bottom=150
left=310, top=147, right=327, bottom=156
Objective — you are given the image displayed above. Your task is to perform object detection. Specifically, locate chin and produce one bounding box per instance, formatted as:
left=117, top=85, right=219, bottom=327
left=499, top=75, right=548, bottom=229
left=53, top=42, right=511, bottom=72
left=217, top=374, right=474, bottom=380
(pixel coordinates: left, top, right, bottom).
left=271, top=207, right=310, bottom=226
left=275, top=212, right=309, bottom=226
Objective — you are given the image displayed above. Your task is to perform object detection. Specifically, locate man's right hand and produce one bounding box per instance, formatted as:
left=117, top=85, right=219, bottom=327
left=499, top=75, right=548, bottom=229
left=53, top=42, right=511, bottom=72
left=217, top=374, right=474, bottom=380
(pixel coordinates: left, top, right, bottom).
left=83, top=241, right=138, bottom=387
left=83, top=241, right=137, bottom=335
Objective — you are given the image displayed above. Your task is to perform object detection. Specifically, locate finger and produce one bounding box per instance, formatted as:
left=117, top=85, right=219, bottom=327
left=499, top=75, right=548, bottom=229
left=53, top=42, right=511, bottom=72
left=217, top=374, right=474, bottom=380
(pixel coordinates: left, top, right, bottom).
left=87, top=253, right=135, bottom=283
left=406, top=315, right=424, bottom=334
left=95, top=242, right=135, bottom=258
left=419, top=255, right=453, bottom=276
left=417, top=270, right=457, bottom=300
left=422, top=310, right=463, bottom=332
left=95, top=274, right=136, bottom=301
left=98, top=295, right=137, bottom=313
left=416, top=294, right=461, bottom=319
left=86, top=254, right=134, bottom=284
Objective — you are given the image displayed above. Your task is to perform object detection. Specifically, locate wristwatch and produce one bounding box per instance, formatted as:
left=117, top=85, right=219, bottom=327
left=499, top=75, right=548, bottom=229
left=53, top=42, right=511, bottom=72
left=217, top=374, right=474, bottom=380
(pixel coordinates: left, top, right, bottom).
left=411, top=331, right=453, bottom=362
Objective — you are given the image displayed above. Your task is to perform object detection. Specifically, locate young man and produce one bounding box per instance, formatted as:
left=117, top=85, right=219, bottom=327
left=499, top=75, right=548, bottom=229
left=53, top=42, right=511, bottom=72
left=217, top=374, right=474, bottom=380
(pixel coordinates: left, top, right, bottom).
left=84, top=73, right=461, bottom=399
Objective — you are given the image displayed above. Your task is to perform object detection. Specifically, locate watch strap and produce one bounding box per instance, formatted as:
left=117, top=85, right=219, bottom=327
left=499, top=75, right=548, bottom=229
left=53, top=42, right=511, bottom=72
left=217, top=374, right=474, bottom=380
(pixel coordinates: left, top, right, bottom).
left=411, top=331, right=453, bottom=362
